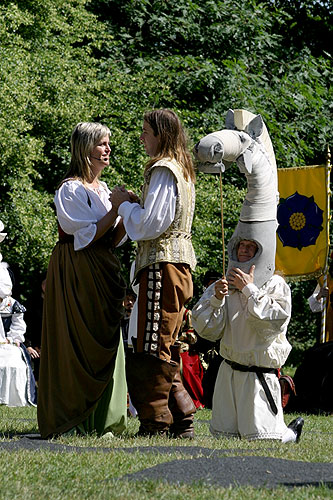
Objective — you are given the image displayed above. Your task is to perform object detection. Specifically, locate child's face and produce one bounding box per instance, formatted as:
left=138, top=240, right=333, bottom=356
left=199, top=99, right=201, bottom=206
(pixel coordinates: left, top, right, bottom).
left=123, top=294, right=135, bottom=312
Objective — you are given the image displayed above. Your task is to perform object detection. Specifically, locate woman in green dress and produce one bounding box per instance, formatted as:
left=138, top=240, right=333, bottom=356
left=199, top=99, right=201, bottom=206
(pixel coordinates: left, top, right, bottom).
left=37, top=122, right=129, bottom=438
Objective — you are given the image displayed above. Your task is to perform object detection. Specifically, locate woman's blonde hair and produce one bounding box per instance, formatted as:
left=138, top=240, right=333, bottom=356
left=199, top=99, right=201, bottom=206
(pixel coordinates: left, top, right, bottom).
left=143, top=109, right=195, bottom=182
left=60, top=122, right=110, bottom=185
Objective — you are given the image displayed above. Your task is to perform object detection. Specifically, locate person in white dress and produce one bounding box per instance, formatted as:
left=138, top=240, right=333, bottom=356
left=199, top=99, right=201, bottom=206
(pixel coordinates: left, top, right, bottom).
left=192, top=239, right=304, bottom=442
left=0, top=221, right=36, bottom=406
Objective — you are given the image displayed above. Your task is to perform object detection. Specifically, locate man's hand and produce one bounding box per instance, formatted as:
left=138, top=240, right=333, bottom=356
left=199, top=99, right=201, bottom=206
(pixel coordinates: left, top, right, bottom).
left=127, top=190, right=140, bottom=203
left=214, top=278, right=229, bottom=300
left=227, top=265, right=255, bottom=291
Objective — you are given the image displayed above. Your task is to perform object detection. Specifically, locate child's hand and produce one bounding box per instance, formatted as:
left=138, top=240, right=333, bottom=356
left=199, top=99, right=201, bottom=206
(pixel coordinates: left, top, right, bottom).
left=27, top=346, right=40, bottom=358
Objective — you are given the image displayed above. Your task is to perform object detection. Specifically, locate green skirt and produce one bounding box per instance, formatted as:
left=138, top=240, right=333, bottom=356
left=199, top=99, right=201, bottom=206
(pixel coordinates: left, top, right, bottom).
left=76, top=332, right=127, bottom=436
left=38, top=237, right=128, bottom=438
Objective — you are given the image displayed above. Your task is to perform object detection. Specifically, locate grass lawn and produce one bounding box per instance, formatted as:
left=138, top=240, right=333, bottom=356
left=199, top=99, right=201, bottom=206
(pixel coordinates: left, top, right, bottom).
left=0, top=404, right=332, bottom=500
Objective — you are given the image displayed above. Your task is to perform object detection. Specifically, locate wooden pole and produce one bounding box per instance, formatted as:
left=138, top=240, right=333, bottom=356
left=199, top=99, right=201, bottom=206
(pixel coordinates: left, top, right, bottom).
left=219, top=170, right=226, bottom=278
left=320, top=145, right=331, bottom=343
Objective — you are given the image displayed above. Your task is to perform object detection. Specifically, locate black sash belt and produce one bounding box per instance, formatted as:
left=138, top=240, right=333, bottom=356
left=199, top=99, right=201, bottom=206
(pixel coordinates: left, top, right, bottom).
left=224, top=359, right=279, bottom=415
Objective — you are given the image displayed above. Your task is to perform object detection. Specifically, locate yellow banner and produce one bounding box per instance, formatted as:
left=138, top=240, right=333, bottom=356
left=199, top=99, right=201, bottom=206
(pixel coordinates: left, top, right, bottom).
left=275, top=165, right=330, bottom=279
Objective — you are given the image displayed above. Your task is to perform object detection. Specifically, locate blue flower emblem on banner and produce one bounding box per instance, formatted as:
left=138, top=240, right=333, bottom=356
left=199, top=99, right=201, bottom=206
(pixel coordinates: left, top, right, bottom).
left=277, top=191, right=323, bottom=250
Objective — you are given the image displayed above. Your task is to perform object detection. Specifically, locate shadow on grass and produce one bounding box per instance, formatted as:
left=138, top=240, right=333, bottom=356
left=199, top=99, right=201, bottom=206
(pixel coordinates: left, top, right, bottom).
left=116, top=456, right=333, bottom=490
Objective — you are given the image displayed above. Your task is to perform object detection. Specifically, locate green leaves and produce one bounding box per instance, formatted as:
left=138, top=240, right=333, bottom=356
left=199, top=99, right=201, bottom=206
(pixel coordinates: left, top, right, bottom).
left=0, top=0, right=112, bottom=292
left=0, top=0, right=331, bottom=358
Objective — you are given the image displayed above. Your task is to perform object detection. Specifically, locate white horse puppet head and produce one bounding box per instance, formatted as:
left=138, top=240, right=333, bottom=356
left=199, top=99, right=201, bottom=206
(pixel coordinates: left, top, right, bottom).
left=194, top=109, right=279, bottom=288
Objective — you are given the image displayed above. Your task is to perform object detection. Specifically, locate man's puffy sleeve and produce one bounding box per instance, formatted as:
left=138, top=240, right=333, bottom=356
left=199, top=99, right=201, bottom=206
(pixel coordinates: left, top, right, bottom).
left=242, top=275, right=291, bottom=322
left=241, top=275, right=292, bottom=340
left=118, top=167, right=176, bottom=241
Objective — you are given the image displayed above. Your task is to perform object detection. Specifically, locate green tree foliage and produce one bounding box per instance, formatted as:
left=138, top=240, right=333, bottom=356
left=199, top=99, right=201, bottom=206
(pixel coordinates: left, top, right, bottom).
left=0, top=0, right=332, bottom=359
left=88, top=0, right=333, bottom=360
left=0, top=0, right=112, bottom=293
left=264, top=0, right=333, bottom=57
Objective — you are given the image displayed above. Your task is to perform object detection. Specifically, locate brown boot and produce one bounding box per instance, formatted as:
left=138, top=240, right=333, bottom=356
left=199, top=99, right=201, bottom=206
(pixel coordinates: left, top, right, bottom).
left=168, top=344, right=196, bottom=439
left=126, top=353, right=177, bottom=436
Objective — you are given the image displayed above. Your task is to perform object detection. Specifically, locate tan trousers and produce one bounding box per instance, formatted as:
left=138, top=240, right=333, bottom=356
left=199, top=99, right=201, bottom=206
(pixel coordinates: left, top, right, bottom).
left=136, top=262, right=193, bottom=362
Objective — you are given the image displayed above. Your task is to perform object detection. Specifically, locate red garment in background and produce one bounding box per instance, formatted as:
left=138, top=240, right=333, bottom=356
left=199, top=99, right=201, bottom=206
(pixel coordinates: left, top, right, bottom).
left=180, top=350, right=205, bottom=409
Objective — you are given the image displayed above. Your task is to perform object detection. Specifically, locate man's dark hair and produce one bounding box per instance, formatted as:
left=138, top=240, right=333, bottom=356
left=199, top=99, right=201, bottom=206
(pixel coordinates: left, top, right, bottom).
left=203, top=270, right=222, bottom=288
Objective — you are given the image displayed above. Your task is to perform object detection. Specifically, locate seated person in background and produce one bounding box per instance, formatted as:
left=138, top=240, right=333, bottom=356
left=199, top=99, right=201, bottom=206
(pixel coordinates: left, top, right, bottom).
left=0, top=218, right=36, bottom=406
left=24, top=275, right=46, bottom=382
left=0, top=292, right=37, bottom=407
left=121, top=289, right=137, bottom=356
left=308, top=256, right=333, bottom=343
left=196, top=270, right=224, bottom=409
left=177, top=307, right=205, bottom=409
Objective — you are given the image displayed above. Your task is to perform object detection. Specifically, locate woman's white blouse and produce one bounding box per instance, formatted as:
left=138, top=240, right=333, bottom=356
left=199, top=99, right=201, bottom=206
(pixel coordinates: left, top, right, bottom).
left=54, top=180, right=113, bottom=251
left=192, top=274, right=292, bottom=368
left=118, top=167, right=177, bottom=241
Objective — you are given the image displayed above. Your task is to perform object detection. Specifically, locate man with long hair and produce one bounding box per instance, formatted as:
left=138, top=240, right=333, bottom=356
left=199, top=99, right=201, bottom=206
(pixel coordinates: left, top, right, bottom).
left=111, top=109, right=197, bottom=437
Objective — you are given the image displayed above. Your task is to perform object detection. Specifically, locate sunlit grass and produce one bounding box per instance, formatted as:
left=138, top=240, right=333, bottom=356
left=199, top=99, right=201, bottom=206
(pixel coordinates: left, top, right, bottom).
left=0, top=406, right=332, bottom=499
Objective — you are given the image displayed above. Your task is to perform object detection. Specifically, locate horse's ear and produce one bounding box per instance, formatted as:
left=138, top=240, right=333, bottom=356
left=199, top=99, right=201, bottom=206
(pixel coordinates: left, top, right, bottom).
left=225, top=109, right=235, bottom=129
left=236, top=150, right=253, bottom=174
left=247, top=114, right=263, bottom=139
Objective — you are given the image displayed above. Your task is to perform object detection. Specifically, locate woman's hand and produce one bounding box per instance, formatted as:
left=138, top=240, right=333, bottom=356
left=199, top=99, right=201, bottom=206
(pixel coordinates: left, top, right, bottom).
left=227, top=265, right=255, bottom=291
left=109, top=185, right=131, bottom=211
left=214, top=278, right=229, bottom=300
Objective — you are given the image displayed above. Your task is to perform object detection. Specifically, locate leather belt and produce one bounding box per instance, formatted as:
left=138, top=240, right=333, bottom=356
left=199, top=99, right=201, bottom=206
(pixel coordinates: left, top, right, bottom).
left=224, top=359, right=278, bottom=415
